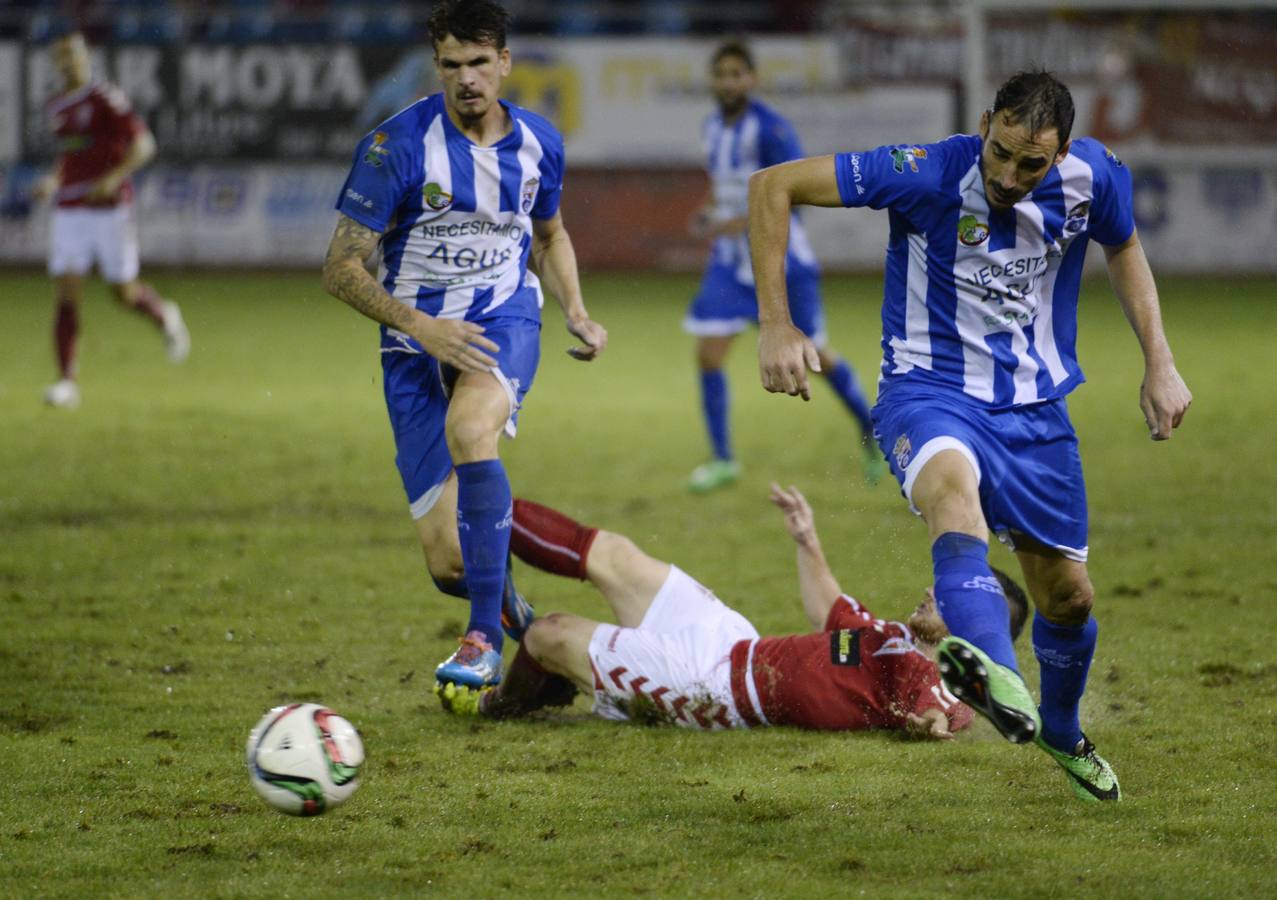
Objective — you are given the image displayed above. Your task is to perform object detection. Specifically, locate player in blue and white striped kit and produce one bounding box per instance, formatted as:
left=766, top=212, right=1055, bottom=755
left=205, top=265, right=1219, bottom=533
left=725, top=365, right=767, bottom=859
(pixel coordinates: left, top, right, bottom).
left=683, top=42, right=879, bottom=493
left=751, top=72, right=1191, bottom=803
left=322, top=1, right=607, bottom=690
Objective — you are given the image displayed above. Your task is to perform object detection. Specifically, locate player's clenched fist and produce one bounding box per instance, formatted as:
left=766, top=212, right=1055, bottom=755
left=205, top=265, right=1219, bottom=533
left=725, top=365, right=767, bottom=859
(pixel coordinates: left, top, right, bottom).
left=758, top=322, right=820, bottom=401
left=1140, top=362, right=1192, bottom=441
left=565, top=315, right=607, bottom=361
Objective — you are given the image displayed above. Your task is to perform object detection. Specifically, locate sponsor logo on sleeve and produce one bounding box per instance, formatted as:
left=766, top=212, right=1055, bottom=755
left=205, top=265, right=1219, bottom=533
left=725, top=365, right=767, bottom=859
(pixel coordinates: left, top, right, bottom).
left=892, top=434, right=912, bottom=470
left=344, top=188, right=373, bottom=209
left=362, top=131, right=390, bottom=167
left=1063, top=200, right=1091, bottom=235
left=520, top=177, right=540, bottom=214
left=890, top=145, right=928, bottom=174
left=423, top=181, right=453, bottom=211
left=958, top=214, right=990, bottom=246
left=829, top=629, right=862, bottom=666
left=1102, top=144, right=1124, bottom=167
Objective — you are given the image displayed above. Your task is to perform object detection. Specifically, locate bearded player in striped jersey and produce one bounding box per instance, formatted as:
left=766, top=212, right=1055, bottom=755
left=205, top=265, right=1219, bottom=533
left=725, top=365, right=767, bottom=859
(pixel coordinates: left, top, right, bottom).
left=33, top=31, right=190, bottom=409
left=322, top=1, right=606, bottom=689
left=752, top=72, right=1193, bottom=801
left=439, top=484, right=1028, bottom=739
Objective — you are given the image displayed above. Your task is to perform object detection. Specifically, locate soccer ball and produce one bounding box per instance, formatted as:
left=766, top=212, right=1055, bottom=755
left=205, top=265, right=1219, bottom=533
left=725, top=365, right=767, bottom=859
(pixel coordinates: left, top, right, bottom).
left=245, top=703, right=365, bottom=816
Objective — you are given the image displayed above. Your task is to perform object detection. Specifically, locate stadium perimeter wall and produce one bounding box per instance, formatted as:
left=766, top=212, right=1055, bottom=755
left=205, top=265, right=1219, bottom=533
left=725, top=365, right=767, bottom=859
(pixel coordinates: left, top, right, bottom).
left=1, top=34, right=1275, bottom=273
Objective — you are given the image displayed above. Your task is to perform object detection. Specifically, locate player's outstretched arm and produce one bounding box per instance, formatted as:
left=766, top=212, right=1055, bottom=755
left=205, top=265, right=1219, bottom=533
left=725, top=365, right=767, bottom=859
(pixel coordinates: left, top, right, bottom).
left=531, top=213, right=607, bottom=361
left=322, top=214, right=498, bottom=372
left=769, top=484, right=843, bottom=629
left=749, top=157, right=841, bottom=401
left=1103, top=229, right=1192, bottom=440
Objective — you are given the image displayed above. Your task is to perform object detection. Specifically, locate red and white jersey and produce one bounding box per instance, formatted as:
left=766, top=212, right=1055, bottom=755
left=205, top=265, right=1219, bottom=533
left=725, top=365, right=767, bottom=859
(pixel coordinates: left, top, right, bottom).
left=47, top=82, right=146, bottom=208
left=729, top=596, right=972, bottom=733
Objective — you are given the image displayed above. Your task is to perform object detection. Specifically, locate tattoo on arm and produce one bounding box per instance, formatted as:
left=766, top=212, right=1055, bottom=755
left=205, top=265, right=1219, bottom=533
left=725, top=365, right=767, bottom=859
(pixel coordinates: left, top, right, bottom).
left=322, top=214, right=418, bottom=332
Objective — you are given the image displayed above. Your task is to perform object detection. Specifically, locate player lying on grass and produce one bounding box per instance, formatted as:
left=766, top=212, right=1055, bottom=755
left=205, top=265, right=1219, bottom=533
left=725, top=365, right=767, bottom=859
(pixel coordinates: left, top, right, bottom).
left=439, top=485, right=1028, bottom=739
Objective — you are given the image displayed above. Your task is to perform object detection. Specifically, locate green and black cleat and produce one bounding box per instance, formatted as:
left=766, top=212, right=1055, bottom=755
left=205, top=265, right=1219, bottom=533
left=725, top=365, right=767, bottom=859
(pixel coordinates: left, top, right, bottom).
left=1037, top=734, right=1122, bottom=802
left=937, top=636, right=1040, bottom=744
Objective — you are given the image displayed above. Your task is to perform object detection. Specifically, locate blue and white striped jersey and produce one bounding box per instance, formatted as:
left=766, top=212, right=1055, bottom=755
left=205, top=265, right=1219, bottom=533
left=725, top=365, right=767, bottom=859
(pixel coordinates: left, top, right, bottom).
left=834, top=135, right=1134, bottom=409
left=704, top=99, right=819, bottom=283
left=336, top=94, right=564, bottom=352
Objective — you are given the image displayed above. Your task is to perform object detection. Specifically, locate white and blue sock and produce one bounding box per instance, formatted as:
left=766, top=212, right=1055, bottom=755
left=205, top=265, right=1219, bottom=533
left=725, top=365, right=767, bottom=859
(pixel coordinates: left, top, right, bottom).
left=825, top=359, right=873, bottom=435
left=1033, top=614, right=1098, bottom=752
left=932, top=532, right=1019, bottom=671
left=455, top=460, right=512, bottom=652
left=699, top=370, right=731, bottom=461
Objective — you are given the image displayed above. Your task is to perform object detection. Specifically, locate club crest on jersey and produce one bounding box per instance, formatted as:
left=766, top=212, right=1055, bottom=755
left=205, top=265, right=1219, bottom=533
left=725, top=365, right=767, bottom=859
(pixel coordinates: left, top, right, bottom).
left=1064, top=201, right=1091, bottom=235
left=829, top=629, right=861, bottom=666
left=520, top=177, right=539, bottom=214
left=362, top=131, right=390, bottom=167
left=958, top=214, right=990, bottom=246
left=893, top=435, right=912, bottom=470
left=423, top=182, right=453, bottom=211
left=890, top=146, right=928, bottom=174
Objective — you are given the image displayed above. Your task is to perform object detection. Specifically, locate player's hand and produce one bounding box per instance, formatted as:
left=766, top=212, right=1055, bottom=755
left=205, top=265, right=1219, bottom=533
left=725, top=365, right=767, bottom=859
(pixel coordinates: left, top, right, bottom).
left=769, top=483, right=817, bottom=548
left=905, top=710, right=953, bottom=741
left=31, top=174, right=59, bottom=204
left=413, top=315, right=499, bottom=373
left=758, top=322, right=820, bottom=400
left=565, top=315, right=607, bottom=362
left=1140, top=362, right=1191, bottom=440
left=87, top=173, right=123, bottom=202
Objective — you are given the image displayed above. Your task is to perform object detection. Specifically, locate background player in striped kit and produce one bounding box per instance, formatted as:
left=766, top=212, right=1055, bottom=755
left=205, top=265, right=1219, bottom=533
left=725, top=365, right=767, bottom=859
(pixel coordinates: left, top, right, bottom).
left=682, top=41, right=881, bottom=493
left=439, top=484, right=1028, bottom=738
left=33, top=31, right=190, bottom=409
left=751, top=71, right=1192, bottom=801
left=322, top=1, right=607, bottom=689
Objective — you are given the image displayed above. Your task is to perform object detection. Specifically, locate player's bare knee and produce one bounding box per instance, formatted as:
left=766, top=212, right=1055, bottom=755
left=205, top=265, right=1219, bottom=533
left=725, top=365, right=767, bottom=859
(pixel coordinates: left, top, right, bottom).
left=1041, top=580, right=1094, bottom=625
left=524, top=614, right=569, bottom=659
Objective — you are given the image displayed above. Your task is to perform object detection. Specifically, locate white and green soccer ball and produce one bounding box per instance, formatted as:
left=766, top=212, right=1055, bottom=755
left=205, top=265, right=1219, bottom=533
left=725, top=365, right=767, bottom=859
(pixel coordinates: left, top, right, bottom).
left=245, top=703, right=364, bottom=816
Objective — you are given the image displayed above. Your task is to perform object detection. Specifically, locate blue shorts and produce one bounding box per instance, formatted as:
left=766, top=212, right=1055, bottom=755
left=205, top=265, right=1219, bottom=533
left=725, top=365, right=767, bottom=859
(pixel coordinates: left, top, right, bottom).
left=382, top=319, right=541, bottom=519
left=871, top=386, right=1088, bottom=561
left=682, top=263, right=826, bottom=346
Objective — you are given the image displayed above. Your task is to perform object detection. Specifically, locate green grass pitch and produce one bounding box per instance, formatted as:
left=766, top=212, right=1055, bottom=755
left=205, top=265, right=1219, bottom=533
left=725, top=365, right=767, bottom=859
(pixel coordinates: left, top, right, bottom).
left=1, top=269, right=1275, bottom=897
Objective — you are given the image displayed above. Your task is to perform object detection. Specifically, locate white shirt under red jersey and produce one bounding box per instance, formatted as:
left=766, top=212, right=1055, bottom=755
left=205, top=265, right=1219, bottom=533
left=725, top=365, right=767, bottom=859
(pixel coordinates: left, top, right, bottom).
left=47, top=82, right=146, bottom=208
left=729, top=596, right=972, bottom=732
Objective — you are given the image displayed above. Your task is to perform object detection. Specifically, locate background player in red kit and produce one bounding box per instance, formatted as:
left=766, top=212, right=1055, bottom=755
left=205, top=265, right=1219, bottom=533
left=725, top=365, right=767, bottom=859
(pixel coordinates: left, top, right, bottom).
left=440, top=485, right=1028, bottom=739
left=32, top=31, right=190, bottom=409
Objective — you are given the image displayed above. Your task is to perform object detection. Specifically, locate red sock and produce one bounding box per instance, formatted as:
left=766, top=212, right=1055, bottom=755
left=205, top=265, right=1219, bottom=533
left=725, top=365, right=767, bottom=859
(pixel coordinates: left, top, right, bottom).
left=54, top=299, right=79, bottom=379
left=510, top=499, right=598, bottom=580
left=128, top=282, right=166, bottom=327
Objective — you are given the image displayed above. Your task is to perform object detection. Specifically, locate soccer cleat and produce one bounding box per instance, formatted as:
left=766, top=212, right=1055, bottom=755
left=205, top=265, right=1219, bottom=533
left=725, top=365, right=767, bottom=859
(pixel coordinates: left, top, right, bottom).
left=861, top=446, right=888, bottom=485
left=687, top=459, right=741, bottom=493
left=937, top=636, right=1040, bottom=744
left=435, top=681, right=490, bottom=717
left=43, top=379, right=81, bottom=409
left=1037, top=733, right=1121, bottom=802
left=161, top=301, right=190, bottom=363
left=434, top=630, right=503, bottom=689
left=501, top=558, right=535, bottom=642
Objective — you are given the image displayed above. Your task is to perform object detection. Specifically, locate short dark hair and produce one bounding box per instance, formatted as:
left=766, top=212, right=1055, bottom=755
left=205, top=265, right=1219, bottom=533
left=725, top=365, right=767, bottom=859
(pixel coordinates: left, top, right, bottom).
left=427, top=0, right=510, bottom=51
left=991, top=70, right=1075, bottom=148
left=711, top=40, right=755, bottom=72
left=991, top=567, right=1030, bottom=642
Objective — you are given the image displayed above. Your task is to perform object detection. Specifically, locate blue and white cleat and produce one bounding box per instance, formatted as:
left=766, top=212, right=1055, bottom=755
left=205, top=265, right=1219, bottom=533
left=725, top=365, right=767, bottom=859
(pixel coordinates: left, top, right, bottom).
left=501, top=558, right=535, bottom=642
left=435, top=630, right=503, bottom=689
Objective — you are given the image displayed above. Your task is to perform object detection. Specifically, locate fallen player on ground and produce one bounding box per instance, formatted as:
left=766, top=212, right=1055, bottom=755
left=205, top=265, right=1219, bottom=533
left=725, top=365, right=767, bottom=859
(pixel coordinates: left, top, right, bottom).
left=438, top=485, right=1027, bottom=739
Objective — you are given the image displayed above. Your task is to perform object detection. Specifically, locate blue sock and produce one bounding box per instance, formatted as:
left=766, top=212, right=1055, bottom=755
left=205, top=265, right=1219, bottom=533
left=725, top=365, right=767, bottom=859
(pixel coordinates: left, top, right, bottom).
left=825, top=359, right=873, bottom=436
left=700, top=369, right=731, bottom=461
left=931, top=533, right=1019, bottom=672
left=454, top=460, right=512, bottom=652
left=1033, top=615, right=1098, bottom=753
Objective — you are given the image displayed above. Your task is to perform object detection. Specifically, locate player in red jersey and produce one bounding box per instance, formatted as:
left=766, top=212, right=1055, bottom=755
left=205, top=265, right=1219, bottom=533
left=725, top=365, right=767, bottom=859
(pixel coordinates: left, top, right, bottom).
left=439, top=485, right=1028, bottom=739
left=31, top=31, right=189, bottom=409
